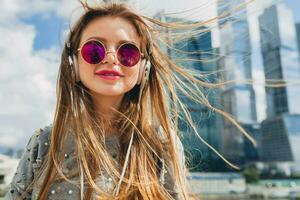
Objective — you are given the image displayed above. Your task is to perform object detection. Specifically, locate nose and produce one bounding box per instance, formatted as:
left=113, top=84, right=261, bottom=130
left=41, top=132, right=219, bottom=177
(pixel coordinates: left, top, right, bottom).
left=102, top=49, right=119, bottom=65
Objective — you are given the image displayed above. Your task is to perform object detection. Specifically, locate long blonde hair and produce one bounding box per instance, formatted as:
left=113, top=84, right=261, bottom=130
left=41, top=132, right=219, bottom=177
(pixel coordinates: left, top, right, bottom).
left=31, top=1, right=256, bottom=200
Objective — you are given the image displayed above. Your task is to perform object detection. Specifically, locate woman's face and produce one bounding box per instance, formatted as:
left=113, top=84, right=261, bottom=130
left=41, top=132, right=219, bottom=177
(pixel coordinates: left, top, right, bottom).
left=78, top=16, right=141, bottom=98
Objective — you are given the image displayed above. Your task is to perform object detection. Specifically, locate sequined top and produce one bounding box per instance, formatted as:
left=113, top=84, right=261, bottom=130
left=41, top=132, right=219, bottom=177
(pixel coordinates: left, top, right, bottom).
left=4, top=125, right=186, bottom=200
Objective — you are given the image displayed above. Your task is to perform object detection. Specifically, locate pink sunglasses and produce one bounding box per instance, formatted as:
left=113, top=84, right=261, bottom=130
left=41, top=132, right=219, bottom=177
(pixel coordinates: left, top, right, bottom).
left=77, top=40, right=144, bottom=67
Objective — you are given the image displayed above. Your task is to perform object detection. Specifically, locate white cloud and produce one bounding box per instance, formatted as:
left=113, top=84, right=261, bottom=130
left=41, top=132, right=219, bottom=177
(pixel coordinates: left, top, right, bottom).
left=0, top=1, right=60, bottom=149
left=55, top=0, right=82, bottom=17
left=0, top=0, right=57, bottom=23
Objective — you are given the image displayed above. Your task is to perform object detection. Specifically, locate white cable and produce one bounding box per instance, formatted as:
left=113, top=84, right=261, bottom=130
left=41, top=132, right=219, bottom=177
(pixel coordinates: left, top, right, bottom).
left=79, top=162, right=84, bottom=200
left=113, top=131, right=134, bottom=196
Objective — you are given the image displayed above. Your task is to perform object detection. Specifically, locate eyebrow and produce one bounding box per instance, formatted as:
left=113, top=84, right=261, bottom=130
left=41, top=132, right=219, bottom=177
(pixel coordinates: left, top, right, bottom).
left=85, top=36, right=139, bottom=46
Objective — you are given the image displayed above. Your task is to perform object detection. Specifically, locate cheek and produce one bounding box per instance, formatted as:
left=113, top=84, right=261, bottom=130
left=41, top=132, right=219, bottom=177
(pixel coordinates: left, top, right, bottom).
left=78, top=58, right=93, bottom=77
left=124, top=66, right=140, bottom=86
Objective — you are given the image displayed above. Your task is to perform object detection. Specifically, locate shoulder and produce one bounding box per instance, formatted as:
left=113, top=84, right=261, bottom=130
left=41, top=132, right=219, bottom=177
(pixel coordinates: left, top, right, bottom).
left=20, top=124, right=53, bottom=171
left=33, top=124, right=52, bottom=149
left=4, top=125, right=53, bottom=199
left=32, top=124, right=52, bottom=158
left=33, top=124, right=52, bottom=143
left=25, top=124, right=52, bottom=147
left=26, top=125, right=52, bottom=162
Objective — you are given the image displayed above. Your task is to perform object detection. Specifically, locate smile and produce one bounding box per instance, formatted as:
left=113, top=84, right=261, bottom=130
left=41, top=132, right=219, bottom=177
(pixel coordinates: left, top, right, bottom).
left=95, top=69, right=124, bottom=80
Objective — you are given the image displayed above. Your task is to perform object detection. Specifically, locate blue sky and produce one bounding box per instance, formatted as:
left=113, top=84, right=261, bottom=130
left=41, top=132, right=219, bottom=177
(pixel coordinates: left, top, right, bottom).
left=22, top=13, right=67, bottom=51
left=0, top=0, right=299, bottom=150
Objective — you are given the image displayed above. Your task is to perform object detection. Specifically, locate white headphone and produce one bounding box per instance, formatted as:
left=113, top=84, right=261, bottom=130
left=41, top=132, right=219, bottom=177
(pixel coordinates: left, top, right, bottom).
left=137, top=58, right=151, bottom=103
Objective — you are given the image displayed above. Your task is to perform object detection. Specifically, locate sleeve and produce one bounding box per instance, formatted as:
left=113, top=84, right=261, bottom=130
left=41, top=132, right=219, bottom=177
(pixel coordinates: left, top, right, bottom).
left=159, top=127, right=187, bottom=200
left=4, top=129, right=42, bottom=200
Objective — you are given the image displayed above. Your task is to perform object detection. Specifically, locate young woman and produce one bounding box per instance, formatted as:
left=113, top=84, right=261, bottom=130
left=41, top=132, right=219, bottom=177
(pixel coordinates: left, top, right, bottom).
left=5, top=1, right=253, bottom=200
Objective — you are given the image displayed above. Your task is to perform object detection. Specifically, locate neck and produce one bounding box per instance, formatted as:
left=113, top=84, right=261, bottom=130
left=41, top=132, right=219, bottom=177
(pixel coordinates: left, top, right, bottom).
left=91, top=92, right=124, bottom=137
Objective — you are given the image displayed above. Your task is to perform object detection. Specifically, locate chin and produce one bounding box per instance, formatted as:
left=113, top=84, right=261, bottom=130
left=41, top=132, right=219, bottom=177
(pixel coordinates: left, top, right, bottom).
left=92, top=90, right=123, bottom=97
left=91, top=86, right=132, bottom=97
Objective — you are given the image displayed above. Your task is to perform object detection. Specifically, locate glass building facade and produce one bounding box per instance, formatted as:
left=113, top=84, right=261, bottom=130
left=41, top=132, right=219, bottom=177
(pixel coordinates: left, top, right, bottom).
left=261, top=114, right=300, bottom=173
left=284, top=115, right=300, bottom=173
left=259, top=4, right=300, bottom=174
left=259, top=4, right=300, bottom=117
left=217, top=0, right=257, bottom=165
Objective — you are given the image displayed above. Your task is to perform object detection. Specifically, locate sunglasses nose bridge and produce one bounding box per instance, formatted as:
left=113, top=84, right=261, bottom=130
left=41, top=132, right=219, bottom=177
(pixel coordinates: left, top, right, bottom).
left=103, top=50, right=119, bottom=65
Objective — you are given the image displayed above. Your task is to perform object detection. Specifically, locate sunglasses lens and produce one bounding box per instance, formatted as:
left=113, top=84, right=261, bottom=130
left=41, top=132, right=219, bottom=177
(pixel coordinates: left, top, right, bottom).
left=118, top=43, right=141, bottom=67
left=81, top=41, right=105, bottom=64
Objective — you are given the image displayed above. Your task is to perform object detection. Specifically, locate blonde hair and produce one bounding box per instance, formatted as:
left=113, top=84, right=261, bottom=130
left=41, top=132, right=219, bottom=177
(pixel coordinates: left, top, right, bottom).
left=27, top=1, right=258, bottom=200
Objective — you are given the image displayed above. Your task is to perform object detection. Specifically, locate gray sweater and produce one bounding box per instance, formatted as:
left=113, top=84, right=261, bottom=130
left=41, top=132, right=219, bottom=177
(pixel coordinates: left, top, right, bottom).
left=4, top=125, right=185, bottom=200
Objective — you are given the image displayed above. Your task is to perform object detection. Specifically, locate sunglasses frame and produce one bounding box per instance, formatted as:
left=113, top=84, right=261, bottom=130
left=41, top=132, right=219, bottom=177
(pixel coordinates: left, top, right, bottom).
left=77, top=39, right=144, bottom=67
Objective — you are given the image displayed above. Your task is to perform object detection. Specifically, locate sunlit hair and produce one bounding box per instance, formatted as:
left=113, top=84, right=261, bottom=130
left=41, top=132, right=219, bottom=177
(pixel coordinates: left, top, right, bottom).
left=23, top=1, right=259, bottom=200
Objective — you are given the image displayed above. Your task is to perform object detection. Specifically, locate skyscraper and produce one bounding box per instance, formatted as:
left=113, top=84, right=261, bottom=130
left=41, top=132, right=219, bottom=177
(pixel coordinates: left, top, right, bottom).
left=217, top=0, right=257, bottom=165
left=259, top=3, right=300, bottom=174
left=259, top=4, right=300, bottom=117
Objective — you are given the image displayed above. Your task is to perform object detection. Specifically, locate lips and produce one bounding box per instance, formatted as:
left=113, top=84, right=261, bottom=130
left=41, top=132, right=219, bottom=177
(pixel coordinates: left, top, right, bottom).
left=95, top=70, right=124, bottom=77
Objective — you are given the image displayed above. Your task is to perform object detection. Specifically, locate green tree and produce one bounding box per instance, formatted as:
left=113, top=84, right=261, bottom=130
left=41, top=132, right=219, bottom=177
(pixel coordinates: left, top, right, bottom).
left=243, top=167, right=260, bottom=183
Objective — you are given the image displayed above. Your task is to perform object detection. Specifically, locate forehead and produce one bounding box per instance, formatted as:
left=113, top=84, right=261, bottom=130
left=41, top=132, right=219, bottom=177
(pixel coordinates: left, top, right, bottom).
left=80, top=16, right=140, bottom=46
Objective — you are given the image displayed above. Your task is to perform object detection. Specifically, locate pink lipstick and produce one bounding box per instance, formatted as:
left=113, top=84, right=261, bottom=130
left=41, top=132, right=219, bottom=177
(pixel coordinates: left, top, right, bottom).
left=95, top=69, right=124, bottom=80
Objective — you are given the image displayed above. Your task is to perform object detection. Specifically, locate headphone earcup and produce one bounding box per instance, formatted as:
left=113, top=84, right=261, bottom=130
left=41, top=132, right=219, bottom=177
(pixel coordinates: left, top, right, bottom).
left=141, top=60, right=151, bottom=87
left=137, top=59, right=146, bottom=85
left=72, top=54, right=80, bottom=82
left=137, top=59, right=151, bottom=85
left=137, top=59, right=151, bottom=104
left=68, top=55, right=73, bottom=66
